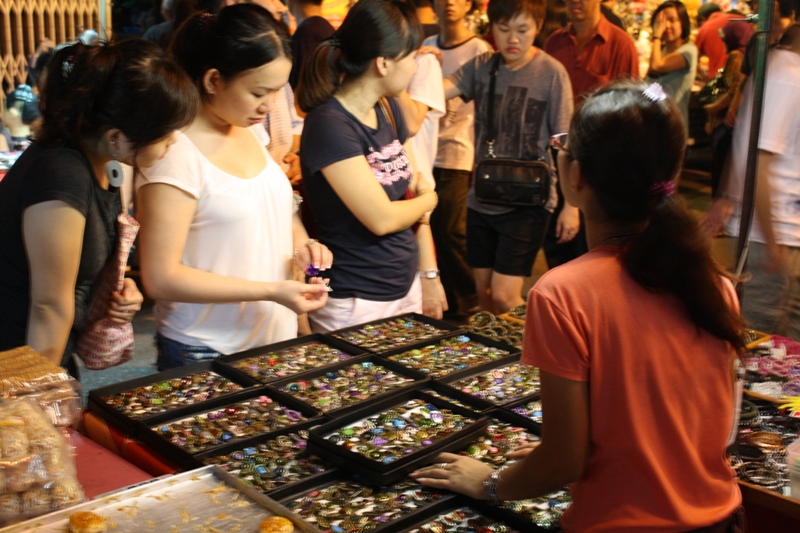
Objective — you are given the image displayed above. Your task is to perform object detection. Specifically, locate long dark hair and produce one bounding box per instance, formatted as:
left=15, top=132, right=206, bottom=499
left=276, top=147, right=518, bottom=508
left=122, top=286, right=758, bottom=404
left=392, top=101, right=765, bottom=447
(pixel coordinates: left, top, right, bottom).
left=171, top=4, right=292, bottom=101
left=38, top=39, right=197, bottom=151
left=297, top=0, right=422, bottom=112
left=569, top=81, right=746, bottom=352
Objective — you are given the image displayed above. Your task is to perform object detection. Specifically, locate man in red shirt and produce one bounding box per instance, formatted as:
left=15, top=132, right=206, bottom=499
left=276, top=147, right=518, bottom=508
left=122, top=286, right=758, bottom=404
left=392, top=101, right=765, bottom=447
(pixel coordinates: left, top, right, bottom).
left=541, top=0, right=638, bottom=268
left=544, top=0, right=638, bottom=107
left=696, top=5, right=742, bottom=78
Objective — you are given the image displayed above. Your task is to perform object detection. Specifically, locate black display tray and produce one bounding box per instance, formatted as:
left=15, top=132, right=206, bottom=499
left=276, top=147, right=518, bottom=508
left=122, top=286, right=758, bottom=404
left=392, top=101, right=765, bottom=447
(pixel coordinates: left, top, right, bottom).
left=379, top=331, right=519, bottom=381
left=268, top=354, right=428, bottom=417
left=326, top=312, right=462, bottom=354
left=418, top=380, right=496, bottom=413
left=137, top=388, right=323, bottom=471
left=308, top=390, right=487, bottom=485
left=87, top=360, right=259, bottom=437
left=273, top=470, right=457, bottom=532
left=217, top=333, right=367, bottom=384
left=387, top=495, right=545, bottom=532
left=500, top=395, right=544, bottom=429
left=439, top=354, right=541, bottom=407
left=194, top=419, right=338, bottom=495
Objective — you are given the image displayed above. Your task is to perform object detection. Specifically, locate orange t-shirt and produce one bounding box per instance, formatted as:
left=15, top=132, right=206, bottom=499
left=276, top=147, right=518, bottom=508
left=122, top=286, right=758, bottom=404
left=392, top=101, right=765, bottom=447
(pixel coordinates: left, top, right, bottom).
left=523, top=246, right=741, bottom=532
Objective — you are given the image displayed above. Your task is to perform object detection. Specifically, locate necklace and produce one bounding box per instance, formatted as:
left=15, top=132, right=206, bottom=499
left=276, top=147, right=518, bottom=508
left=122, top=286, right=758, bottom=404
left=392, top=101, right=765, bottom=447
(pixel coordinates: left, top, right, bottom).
left=338, top=86, right=358, bottom=117
left=597, top=233, right=638, bottom=247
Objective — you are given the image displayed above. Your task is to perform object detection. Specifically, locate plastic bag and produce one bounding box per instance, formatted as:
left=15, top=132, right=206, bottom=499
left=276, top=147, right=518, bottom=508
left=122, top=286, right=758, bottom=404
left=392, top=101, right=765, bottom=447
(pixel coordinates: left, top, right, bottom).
left=0, top=398, right=85, bottom=526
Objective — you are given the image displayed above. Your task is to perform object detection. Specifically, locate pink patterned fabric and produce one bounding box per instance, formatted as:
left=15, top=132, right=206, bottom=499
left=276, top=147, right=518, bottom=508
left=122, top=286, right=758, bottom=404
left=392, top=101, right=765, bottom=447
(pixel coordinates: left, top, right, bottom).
left=75, top=212, right=139, bottom=370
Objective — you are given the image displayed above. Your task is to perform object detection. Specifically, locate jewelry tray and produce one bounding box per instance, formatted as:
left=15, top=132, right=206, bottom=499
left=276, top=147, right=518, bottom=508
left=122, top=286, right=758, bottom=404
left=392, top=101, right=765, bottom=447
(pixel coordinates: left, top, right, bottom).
left=87, top=360, right=260, bottom=438
left=308, top=390, right=488, bottom=485
left=327, top=313, right=462, bottom=354
left=218, top=333, right=367, bottom=385
left=136, top=387, right=323, bottom=471
left=438, top=354, right=541, bottom=407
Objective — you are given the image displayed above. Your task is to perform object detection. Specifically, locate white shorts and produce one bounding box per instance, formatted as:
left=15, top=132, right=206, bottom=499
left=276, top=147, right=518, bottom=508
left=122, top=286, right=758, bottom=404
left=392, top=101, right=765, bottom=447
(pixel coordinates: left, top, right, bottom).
left=309, top=276, right=422, bottom=333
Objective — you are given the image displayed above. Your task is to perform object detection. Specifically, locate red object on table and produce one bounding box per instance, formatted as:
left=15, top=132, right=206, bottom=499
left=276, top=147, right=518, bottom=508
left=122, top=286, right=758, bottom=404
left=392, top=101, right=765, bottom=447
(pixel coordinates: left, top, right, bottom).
left=68, top=428, right=152, bottom=499
left=82, top=411, right=181, bottom=477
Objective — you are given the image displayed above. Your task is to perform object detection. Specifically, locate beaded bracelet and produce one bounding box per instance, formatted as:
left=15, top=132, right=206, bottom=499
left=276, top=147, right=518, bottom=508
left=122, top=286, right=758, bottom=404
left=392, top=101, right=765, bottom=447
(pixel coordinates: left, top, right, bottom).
left=483, top=464, right=508, bottom=506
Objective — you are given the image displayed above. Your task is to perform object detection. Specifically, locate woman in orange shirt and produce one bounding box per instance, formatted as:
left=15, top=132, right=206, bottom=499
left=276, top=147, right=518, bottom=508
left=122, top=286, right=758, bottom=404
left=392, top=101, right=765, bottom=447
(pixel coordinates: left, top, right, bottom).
left=413, top=81, right=745, bottom=532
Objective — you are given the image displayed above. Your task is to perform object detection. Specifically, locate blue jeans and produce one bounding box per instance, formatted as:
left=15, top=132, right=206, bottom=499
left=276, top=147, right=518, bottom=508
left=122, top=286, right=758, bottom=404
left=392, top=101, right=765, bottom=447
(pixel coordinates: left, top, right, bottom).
left=155, top=333, right=221, bottom=371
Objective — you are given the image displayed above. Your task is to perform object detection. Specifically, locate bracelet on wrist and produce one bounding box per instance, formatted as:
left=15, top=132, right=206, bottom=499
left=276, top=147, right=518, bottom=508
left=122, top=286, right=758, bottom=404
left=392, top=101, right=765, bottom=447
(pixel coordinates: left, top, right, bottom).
left=652, top=36, right=661, bottom=41
left=483, top=465, right=508, bottom=506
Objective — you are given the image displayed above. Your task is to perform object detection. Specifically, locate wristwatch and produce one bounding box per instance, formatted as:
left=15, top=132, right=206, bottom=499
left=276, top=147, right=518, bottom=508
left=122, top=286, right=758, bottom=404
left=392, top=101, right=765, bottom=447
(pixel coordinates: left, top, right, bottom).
left=418, top=269, right=440, bottom=279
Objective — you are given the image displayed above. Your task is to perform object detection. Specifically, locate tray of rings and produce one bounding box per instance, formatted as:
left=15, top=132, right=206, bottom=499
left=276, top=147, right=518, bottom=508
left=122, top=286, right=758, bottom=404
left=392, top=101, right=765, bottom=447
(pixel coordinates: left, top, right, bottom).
left=0, top=465, right=317, bottom=533
left=464, top=312, right=525, bottom=348
left=219, top=333, right=365, bottom=385
left=138, top=388, right=322, bottom=470
left=199, top=420, right=336, bottom=496
left=418, top=381, right=496, bottom=413
left=382, top=333, right=518, bottom=380
left=307, top=391, right=487, bottom=485
left=274, top=471, right=454, bottom=532
left=451, top=410, right=569, bottom=530
left=504, top=397, right=544, bottom=426
left=327, top=313, right=461, bottom=354
left=87, top=361, right=258, bottom=437
left=439, top=355, right=540, bottom=407
left=269, top=355, right=426, bottom=416
left=387, top=497, right=540, bottom=533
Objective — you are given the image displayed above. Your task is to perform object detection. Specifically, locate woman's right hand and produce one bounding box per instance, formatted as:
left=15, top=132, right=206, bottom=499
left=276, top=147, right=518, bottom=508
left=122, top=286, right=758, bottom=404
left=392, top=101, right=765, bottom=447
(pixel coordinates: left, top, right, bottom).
left=268, top=280, right=329, bottom=315
left=417, top=188, right=438, bottom=212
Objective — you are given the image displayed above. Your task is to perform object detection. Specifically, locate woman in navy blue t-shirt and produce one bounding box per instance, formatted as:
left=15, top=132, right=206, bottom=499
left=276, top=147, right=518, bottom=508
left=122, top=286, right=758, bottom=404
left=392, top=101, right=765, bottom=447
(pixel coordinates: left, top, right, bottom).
left=297, top=0, right=446, bottom=331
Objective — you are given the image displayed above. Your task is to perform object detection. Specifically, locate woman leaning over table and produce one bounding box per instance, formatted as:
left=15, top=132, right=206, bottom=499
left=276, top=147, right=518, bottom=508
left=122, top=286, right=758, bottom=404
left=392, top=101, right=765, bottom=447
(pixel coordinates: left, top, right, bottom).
left=0, top=39, right=197, bottom=365
left=412, top=81, right=746, bottom=532
left=296, top=0, right=445, bottom=332
left=136, top=4, right=331, bottom=370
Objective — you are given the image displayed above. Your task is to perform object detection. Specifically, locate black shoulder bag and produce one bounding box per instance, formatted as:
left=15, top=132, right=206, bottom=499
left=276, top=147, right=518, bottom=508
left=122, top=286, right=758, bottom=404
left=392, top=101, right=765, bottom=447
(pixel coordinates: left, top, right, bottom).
left=473, top=54, right=551, bottom=207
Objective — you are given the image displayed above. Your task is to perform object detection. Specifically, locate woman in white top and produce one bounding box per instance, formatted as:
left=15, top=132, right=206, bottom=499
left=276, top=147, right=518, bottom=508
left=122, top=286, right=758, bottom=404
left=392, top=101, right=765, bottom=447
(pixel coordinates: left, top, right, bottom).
left=136, top=4, right=332, bottom=370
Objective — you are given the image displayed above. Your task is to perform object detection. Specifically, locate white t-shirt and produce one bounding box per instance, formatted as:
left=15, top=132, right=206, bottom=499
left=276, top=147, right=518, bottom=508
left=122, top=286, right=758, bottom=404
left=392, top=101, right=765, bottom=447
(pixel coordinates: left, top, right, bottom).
left=423, top=34, right=493, bottom=171
left=407, top=53, right=446, bottom=191
left=724, top=49, right=800, bottom=247
left=136, top=125, right=298, bottom=353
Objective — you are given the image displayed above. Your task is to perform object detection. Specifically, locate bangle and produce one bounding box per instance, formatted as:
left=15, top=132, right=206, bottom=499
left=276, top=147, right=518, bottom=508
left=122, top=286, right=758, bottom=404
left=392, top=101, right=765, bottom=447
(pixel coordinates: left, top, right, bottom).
left=483, top=465, right=507, bottom=506
left=652, top=37, right=661, bottom=41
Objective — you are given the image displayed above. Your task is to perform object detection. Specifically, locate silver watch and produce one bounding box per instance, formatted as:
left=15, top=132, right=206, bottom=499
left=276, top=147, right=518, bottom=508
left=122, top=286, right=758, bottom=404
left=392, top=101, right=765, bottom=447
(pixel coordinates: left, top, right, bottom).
left=418, top=269, right=440, bottom=279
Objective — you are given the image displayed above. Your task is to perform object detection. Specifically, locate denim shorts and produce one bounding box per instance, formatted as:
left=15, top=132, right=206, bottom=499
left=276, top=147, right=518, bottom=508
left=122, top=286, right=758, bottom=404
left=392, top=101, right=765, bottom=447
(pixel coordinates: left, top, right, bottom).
left=155, top=332, right=221, bottom=371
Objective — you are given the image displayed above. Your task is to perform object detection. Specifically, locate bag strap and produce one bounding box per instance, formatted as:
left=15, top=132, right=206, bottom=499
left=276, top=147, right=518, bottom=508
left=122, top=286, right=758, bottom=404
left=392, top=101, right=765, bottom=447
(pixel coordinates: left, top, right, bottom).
left=484, top=53, right=502, bottom=157
left=378, top=97, right=398, bottom=138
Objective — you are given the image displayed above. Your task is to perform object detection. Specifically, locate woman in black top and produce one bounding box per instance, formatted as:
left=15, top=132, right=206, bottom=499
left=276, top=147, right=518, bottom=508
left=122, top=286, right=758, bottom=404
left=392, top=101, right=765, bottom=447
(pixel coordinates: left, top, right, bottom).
left=0, top=39, right=197, bottom=365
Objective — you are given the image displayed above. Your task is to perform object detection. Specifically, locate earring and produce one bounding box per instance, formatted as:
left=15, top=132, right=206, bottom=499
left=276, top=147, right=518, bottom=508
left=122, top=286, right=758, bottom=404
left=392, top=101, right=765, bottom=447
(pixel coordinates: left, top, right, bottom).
left=105, top=140, right=124, bottom=189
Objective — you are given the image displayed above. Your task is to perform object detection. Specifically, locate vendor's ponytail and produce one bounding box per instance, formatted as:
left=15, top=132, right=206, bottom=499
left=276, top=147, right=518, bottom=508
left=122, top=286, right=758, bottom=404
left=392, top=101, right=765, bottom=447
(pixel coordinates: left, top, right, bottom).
left=570, top=81, right=746, bottom=353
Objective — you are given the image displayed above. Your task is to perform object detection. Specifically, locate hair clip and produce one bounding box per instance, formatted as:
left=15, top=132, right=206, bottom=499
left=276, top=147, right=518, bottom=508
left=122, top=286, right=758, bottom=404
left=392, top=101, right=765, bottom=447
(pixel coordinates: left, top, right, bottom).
left=643, top=83, right=667, bottom=102
left=647, top=180, right=676, bottom=197
left=61, top=57, right=74, bottom=81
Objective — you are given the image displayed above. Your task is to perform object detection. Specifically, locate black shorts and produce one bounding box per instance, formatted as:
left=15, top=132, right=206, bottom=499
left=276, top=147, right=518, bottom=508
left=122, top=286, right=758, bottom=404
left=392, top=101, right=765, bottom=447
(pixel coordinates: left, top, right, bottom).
left=466, top=207, right=551, bottom=277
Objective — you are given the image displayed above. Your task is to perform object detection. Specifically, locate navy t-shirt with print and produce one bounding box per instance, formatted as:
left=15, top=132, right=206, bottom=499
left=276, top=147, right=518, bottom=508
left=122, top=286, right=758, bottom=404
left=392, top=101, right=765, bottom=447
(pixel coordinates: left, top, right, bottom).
left=301, top=97, right=417, bottom=301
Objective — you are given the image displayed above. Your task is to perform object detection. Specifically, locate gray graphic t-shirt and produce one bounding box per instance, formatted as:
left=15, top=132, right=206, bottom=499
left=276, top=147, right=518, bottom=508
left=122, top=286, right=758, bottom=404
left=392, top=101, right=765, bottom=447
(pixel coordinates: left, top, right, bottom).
left=450, top=50, right=573, bottom=214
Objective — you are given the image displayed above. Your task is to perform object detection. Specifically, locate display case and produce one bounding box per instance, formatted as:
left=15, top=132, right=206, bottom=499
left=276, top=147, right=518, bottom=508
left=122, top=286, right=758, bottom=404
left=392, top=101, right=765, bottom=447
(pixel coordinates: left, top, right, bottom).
left=87, top=361, right=258, bottom=437
left=268, top=355, right=426, bottom=416
left=218, top=333, right=365, bottom=384
left=137, top=388, right=322, bottom=471
left=308, top=390, right=488, bottom=484
left=328, top=313, right=461, bottom=354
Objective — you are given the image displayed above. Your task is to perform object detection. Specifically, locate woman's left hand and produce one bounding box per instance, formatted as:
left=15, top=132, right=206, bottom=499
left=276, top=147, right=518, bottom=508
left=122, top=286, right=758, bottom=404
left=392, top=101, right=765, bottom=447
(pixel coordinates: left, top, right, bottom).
left=555, top=205, right=580, bottom=244
left=410, top=453, right=494, bottom=499
left=421, top=276, right=448, bottom=319
left=106, top=278, right=144, bottom=324
left=293, top=239, right=333, bottom=274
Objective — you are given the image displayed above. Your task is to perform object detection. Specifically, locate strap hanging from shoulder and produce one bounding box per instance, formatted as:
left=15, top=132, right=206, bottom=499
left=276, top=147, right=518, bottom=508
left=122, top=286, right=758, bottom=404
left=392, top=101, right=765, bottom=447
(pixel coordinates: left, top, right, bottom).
left=484, top=53, right=503, bottom=157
